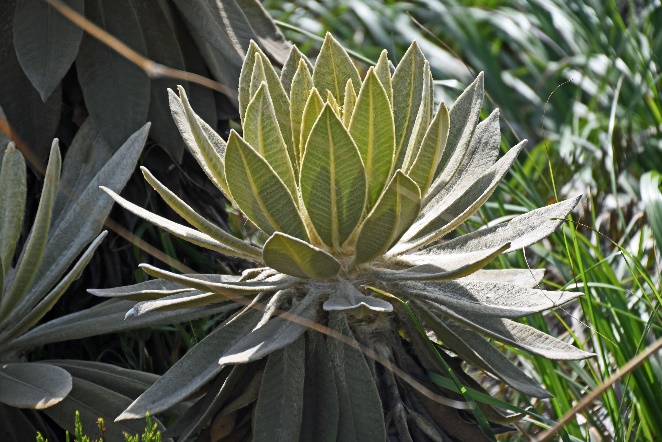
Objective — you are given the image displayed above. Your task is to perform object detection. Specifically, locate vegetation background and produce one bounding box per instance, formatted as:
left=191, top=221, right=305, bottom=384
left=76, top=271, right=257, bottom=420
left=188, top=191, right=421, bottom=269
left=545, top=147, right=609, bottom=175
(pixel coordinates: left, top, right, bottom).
left=1, top=0, right=661, bottom=440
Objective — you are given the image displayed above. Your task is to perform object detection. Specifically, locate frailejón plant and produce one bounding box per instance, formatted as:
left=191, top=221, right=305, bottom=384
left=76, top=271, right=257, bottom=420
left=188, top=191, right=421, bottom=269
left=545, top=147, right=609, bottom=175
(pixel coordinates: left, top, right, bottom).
left=97, top=34, right=593, bottom=440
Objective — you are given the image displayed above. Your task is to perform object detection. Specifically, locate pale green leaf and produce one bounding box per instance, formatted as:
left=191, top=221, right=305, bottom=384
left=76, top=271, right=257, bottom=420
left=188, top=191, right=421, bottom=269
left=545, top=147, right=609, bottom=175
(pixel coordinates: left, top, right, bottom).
left=300, top=330, right=338, bottom=442
left=253, top=335, right=305, bottom=442
left=0, top=362, right=71, bottom=409
left=399, top=140, right=526, bottom=251
left=225, top=131, right=307, bottom=239
left=312, top=33, right=361, bottom=103
left=141, top=166, right=262, bottom=261
left=281, top=45, right=312, bottom=95
left=328, top=312, right=386, bottom=441
left=392, top=41, right=428, bottom=169
left=244, top=82, right=298, bottom=192
left=263, top=232, right=341, bottom=279
left=118, top=307, right=263, bottom=419
left=169, top=87, right=231, bottom=201
left=290, top=59, right=313, bottom=168
left=342, top=79, right=356, bottom=128
left=354, top=171, right=420, bottom=264
left=427, top=73, right=484, bottom=200
left=326, top=91, right=342, bottom=117
left=422, top=196, right=582, bottom=256
left=394, top=245, right=516, bottom=276
left=100, top=186, right=245, bottom=258
left=239, top=40, right=260, bottom=121
left=299, top=88, right=324, bottom=162
left=300, top=105, right=367, bottom=249
left=401, top=61, right=432, bottom=172
left=406, top=103, right=450, bottom=194
left=423, top=300, right=594, bottom=360
left=323, top=280, right=393, bottom=314
left=218, top=291, right=321, bottom=365
left=76, top=0, right=149, bottom=148
left=13, top=0, right=83, bottom=101
left=349, top=68, right=396, bottom=209
left=0, top=143, right=26, bottom=286
left=374, top=49, right=393, bottom=106
left=245, top=45, right=294, bottom=163
left=397, top=279, right=582, bottom=318
left=1, top=141, right=60, bottom=319
left=415, top=307, right=551, bottom=398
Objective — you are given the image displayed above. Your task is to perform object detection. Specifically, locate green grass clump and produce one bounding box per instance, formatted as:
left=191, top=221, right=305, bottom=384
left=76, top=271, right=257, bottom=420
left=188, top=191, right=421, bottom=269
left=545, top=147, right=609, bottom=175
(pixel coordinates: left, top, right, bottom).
left=36, top=411, right=161, bottom=442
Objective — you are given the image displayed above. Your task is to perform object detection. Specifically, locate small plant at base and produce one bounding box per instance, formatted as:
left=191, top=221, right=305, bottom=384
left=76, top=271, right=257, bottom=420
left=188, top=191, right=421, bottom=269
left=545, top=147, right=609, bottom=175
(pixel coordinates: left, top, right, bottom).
left=96, top=33, right=594, bottom=440
left=36, top=411, right=161, bottom=442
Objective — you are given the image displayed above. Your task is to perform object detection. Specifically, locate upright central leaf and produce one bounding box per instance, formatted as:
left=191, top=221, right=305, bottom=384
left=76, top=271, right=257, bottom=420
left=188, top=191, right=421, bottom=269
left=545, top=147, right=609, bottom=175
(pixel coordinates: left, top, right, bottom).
left=349, top=68, right=395, bottom=210
left=300, top=105, right=366, bottom=249
left=225, top=131, right=307, bottom=240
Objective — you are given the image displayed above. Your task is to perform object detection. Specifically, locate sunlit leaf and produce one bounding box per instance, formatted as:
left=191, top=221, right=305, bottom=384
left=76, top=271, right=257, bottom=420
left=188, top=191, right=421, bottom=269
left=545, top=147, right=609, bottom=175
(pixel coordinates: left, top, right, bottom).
left=263, top=232, right=341, bottom=279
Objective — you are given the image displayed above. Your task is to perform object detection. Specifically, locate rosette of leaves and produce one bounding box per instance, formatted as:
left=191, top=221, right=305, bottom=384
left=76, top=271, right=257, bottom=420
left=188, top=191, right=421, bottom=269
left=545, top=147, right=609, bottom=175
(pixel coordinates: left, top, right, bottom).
left=96, top=34, right=593, bottom=440
left=0, top=125, right=179, bottom=441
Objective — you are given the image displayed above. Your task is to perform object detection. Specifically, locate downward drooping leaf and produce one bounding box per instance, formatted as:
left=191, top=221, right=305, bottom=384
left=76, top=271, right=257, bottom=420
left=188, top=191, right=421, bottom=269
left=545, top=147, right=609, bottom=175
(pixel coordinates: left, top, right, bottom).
left=253, top=335, right=305, bottom=442
left=218, top=292, right=321, bottom=365
left=328, top=313, right=386, bottom=441
left=423, top=300, right=594, bottom=360
left=263, top=232, right=341, bottom=279
left=300, top=331, right=338, bottom=442
left=12, top=0, right=84, bottom=101
left=300, top=105, right=366, bottom=249
left=225, top=131, right=307, bottom=240
left=355, top=171, right=421, bottom=264
left=76, top=0, right=149, bottom=148
left=426, top=73, right=484, bottom=202
left=323, top=280, right=393, bottom=314
left=0, top=362, right=71, bottom=409
left=244, top=83, right=298, bottom=192
left=312, top=33, right=361, bottom=103
left=392, top=41, right=428, bottom=169
left=0, top=3, right=61, bottom=163
left=349, top=68, right=395, bottom=209
left=133, top=0, right=189, bottom=161
left=415, top=307, right=551, bottom=398
left=118, top=308, right=263, bottom=420
left=0, top=144, right=26, bottom=286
